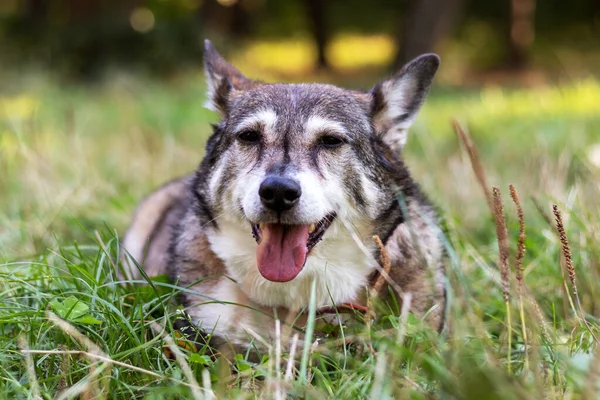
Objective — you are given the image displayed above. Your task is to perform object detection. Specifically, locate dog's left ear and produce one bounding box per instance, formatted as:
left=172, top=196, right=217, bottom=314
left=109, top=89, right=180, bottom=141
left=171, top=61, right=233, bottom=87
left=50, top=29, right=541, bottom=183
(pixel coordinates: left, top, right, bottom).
left=369, top=54, right=440, bottom=152
left=204, top=40, right=258, bottom=115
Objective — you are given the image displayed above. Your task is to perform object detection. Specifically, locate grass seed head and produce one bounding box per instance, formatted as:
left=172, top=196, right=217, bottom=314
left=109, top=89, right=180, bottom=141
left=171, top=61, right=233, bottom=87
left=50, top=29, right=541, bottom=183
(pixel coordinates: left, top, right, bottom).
left=493, top=187, right=511, bottom=303
left=509, top=184, right=526, bottom=293
left=552, top=205, right=577, bottom=296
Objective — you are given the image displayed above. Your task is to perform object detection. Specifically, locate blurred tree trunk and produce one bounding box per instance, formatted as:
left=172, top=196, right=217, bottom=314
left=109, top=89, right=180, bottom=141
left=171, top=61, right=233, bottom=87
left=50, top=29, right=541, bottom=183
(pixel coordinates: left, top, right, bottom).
left=305, top=0, right=329, bottom=70
left=196, top=0, right=251, bottom=40
left=393, top=0, right=464, bottom=69
left=506, top=0, right=536, bottom=69
left=22, top=0, right=48, bottom=44
left=24, top=0, right=48, bottom=25
left=231, top=1, right=252, bottom=38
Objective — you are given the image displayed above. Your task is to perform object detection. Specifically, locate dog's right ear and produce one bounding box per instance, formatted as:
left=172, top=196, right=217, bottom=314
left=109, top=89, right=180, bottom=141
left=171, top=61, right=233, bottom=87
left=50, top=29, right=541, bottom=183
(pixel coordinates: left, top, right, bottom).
left=204, top=40, right=257, bottom=115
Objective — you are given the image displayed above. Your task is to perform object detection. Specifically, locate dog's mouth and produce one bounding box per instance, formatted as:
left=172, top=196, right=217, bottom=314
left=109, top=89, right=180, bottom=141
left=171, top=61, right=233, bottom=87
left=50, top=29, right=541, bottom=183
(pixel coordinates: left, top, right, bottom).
left=250, top=213, right=337, bottom=283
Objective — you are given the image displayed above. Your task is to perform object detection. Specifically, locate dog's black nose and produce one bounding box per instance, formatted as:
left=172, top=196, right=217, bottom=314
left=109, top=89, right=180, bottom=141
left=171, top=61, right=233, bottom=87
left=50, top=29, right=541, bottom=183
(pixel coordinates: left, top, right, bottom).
left=259, top=176, right=302, bottom=212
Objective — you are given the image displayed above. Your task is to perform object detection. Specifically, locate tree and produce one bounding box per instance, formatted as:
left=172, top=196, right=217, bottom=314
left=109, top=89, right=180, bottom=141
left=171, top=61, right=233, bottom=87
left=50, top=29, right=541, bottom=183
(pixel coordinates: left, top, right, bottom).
left=393, top=0, right=465, bottom=69
left=304, top=0, right=330, bottom=70
left=506, top=0, right=536, bottom=69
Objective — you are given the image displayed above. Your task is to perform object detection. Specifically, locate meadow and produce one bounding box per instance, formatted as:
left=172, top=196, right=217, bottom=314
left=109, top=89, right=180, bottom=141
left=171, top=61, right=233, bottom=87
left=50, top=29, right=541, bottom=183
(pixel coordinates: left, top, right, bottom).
left=1, top=70, right=599, bottom=398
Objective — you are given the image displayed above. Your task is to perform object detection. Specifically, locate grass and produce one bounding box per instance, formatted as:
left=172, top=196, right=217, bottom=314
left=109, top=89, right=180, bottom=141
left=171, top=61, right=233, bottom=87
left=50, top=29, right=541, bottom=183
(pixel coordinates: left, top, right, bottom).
left=1, top=72, right=600, bottom=398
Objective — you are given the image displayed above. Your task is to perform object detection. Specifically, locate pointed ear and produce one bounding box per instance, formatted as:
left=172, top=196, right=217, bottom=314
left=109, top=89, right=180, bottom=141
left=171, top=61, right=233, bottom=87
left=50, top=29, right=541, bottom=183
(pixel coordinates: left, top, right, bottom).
left=369, top=54, right=439, bottom=152
left=204, top=39, right=257, bottom=115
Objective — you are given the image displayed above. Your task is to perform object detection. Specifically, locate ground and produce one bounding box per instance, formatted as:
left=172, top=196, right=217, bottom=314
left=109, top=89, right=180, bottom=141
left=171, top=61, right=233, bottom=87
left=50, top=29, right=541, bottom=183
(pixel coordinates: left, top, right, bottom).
left=1, top=69, right=599, bottom=398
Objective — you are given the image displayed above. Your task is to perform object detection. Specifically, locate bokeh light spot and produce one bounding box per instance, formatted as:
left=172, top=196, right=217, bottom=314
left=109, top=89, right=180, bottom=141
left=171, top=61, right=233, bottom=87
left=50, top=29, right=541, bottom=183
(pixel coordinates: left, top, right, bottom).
left=216, top=0, right=238, bottom=7
left=130, top=7, right=155, bottom=33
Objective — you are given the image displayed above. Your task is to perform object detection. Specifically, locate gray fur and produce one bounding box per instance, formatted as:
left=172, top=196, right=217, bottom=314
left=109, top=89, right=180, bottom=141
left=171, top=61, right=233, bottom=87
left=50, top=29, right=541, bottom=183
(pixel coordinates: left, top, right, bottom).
left=122, top=40, right=447, bottom=348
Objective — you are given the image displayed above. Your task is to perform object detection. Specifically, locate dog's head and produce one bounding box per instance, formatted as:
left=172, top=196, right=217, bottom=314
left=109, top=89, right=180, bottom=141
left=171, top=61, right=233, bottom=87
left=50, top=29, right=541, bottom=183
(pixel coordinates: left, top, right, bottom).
left=200, top=40, right=438, bottom=284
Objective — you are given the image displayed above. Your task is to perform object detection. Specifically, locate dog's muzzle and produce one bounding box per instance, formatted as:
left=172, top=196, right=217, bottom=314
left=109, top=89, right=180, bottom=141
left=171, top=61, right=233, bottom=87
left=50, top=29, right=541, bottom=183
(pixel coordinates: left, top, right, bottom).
left=249, top=175, right=336, bottom=283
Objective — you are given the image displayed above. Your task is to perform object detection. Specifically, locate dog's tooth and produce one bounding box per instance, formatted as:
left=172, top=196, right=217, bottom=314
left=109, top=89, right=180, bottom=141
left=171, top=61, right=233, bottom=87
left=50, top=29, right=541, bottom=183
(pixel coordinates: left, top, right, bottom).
left=309, top=224, right=315, bottom=233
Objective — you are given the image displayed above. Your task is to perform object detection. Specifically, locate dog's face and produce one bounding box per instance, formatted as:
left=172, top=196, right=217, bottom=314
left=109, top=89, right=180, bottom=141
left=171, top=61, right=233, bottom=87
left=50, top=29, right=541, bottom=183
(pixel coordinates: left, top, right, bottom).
left=200, top=41, right=438, bottom=289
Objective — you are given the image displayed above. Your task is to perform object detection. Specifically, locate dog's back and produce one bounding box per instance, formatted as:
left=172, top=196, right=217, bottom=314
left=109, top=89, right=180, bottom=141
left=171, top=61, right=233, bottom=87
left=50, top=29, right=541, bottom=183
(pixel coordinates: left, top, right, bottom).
left=121, top=176, right=192, bottom=280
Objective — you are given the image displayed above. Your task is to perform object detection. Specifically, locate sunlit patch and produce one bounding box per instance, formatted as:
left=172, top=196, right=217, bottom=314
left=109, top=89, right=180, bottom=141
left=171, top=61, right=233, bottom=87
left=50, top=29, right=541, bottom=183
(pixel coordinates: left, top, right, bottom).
left=0, top=95, right=39, bottom=120
left=231, top=34, right=395, bottom=77
left=420, top=78, right=600, bottom=134
left=216, top=0, right=237, bottom=6
left=588, top=144, right=600, bottom=168
left=327, top=34, right=394, bottom=70
left=0, top=131, right=18, bottom=159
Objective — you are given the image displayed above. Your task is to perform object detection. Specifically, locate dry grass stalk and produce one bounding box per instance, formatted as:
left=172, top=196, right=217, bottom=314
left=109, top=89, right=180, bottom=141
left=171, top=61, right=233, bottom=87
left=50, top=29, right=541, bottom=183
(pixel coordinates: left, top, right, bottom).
left=552, top=205, right=600, bottom=345
left=47, top=312, right=104, bottom=356
left=274, top=319, right=283, bottom=400
left=18, top=336, right=42, bottom=400
left=306, top=339, right=319, bottom=384
left=284, top=333, right=299, bottom=381
left=344, top=220, right=404, bottom=298
left=493, top=187, right=511, bottom=302
left=531, top=299, right=553, bottom=344
left=396, top=292, right=413, bottom=344
left=552, top=205, right=577, bottom=296
left=369, top=348, right=387, bottom=399
left=372, top=235, right=392, bottom=294
left=365, top=235, right=393, bottom=326
left=493, top=187, right=513, bottom=372
left=509, top=184, right=529, bottom=372
left=453, top=120, right=493, bottom=213
left=47, top=312, right=108, bottom=400
left=20, top=350, right=170, bottom=380
left=202, top=369, right=215, bottom=400
left=509, top=185, right=526, bottom=294
left=150, top=321, right=205, bottom=400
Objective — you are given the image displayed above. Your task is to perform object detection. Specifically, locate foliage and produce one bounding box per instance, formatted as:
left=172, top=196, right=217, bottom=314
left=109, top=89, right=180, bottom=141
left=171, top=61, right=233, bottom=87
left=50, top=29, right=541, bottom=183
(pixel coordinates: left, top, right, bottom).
left=1, top=75, right=600, bottom=398
left=0, top=1, right=599, bottom=78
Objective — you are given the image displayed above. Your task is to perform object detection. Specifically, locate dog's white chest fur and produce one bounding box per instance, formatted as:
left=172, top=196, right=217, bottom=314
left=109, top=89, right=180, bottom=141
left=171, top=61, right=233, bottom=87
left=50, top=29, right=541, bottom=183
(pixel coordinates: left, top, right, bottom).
left=207, top=220, right=376, bottom=310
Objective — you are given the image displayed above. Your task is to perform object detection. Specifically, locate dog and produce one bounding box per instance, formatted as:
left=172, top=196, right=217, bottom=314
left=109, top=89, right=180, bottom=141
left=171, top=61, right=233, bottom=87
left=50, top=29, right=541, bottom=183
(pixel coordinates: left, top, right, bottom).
left=122, top=40, right=447, bottom=351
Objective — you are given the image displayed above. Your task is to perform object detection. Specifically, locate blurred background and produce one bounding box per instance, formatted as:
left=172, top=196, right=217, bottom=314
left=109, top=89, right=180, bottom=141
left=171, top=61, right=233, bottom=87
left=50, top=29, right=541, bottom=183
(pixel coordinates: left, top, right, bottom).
left=1, top=0, right=599, bottom=83
left=1, top=0, right=599, bottom=259
left=3, top=3, right=600, bottom=396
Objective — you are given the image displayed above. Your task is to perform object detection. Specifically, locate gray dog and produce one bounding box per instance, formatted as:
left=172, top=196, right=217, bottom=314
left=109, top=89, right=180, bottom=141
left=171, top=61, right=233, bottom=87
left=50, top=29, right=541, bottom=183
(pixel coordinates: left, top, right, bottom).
left=122, top=40, right=447, bottom=350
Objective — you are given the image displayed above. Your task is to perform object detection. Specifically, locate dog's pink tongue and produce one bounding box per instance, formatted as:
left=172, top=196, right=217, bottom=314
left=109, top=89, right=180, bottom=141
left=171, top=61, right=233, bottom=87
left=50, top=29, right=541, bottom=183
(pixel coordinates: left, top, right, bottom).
left=256, top=224, right=309, bottom=282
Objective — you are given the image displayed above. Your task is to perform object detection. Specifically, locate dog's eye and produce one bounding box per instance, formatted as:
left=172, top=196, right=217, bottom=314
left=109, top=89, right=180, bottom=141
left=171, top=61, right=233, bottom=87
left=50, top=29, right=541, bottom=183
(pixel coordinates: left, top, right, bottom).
left=318, top=135, right=345, bottom=148
left=237, top=130, right=261, bottom=144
